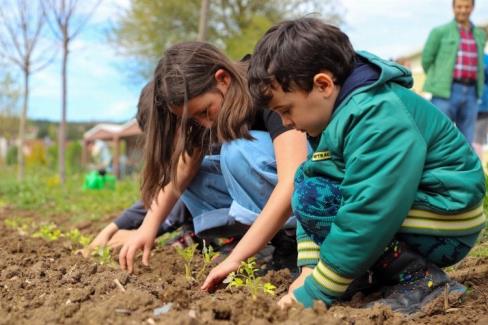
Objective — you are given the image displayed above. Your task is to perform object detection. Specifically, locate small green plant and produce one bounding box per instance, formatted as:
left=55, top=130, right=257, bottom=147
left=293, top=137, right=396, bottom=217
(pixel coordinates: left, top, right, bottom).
left=91, top=246, right=115, bottom=266
left=155, top=230, right=181, bottom=249
left=32, top=223, right=62, bottom=241
left=196, top=240, right=220, bottom=281
left=4, top=216, right=32, bottom=235
left=175, top=243, right=199, bottom=283
left=224, top=257, right=276, bottom=299
left=65, top=228, right=92, bottom=247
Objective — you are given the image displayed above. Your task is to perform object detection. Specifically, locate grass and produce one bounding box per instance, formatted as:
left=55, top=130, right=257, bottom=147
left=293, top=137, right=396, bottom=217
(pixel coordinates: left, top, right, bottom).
left=0, top=166, right=139, bottom=223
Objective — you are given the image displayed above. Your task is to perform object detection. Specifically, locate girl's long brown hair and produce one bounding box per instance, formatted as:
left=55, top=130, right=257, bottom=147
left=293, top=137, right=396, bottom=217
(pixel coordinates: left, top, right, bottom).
left=141, top=42, right=255, bottom=207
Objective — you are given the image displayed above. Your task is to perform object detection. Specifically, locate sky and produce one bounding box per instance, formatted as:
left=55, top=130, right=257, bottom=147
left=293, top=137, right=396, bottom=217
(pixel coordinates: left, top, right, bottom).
left=21, top=0, right=488, bottom=122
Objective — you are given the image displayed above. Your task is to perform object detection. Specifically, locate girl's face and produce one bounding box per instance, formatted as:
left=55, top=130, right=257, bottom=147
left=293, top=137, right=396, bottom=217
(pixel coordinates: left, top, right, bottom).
left=172, top=69, right=231, bottom=128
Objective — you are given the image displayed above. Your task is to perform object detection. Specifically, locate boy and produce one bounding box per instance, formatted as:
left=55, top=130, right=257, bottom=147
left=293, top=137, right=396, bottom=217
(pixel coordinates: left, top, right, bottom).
left=248, top=18, right=486, bottom=313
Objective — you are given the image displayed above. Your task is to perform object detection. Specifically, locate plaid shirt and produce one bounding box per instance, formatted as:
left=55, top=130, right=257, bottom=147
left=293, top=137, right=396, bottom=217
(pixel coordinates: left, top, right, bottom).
left=453, top=25, right=478, bottom=80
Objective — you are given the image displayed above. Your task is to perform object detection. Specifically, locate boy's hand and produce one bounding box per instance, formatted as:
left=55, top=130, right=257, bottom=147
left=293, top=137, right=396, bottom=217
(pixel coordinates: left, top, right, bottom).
left=278, top=293, right=297, bottom=309
left=201, top=257, right=241, bottom=292
left=288, top=266, right=313, bottom=294
left=118, top=227, right=155, bottom=273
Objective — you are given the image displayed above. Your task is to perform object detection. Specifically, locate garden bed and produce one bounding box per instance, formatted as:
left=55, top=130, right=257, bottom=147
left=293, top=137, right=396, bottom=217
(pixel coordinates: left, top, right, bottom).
left=1, top=206, right=488, bottom=325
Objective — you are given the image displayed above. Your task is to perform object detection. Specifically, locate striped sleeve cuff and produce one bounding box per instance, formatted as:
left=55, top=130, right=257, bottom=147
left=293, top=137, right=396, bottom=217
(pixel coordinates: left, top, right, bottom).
left=294, top=259, right=354, bottom=308
left=297, top=240, right=320, bottom=267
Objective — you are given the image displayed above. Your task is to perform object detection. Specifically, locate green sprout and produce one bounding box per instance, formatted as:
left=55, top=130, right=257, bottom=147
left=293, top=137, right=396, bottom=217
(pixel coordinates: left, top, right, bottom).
left=175, top=243, right=199, bottom=283
left=65, top=228, right=92, bottom=248
left=32, top=223, right=62, bottom=241
left=91, top=246, right=115, bottom=266
left=196, top=240, right=220, bottom=281
left=4, top=217, right=32, bottom=235
left=224, top=257, right=276, bottom=299
left=155, top=230, right=181, bottom=249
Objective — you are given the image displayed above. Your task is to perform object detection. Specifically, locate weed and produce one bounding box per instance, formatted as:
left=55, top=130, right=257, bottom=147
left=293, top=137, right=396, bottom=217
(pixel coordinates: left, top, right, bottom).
left=65, top=228, right=92, bottom=248
left=155, top=230, right=181, bottom=249
left=224, top=257, right=276, bottom=299
left=32, top=223, right=62, bottom=241
left=175, top=243, right=199, bottom=283
left=196, top=240, right=219, bottom=281
left=4, top=216, right=32, bottom=235
left=91, top=246, right=115, bottom=266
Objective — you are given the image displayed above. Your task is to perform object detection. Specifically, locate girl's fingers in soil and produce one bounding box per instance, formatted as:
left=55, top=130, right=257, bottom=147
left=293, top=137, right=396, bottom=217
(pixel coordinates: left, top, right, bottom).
left=126, top=246, right=137, bottom=273
left=201, top=270, right=221, bottom=291
left=119, top=244, right=128, bottom=271
left=142, top=244, right=151, bottom=266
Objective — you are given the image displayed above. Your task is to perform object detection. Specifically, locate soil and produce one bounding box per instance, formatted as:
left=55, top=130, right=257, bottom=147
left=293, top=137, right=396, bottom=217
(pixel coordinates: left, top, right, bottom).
left=1, top=206, right=488, bottom=325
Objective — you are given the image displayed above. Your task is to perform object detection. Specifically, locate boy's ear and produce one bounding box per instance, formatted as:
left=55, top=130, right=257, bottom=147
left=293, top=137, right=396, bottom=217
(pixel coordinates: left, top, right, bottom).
left=313, top=72, right=335, bottom=95
left=214, top=69, right=231, bottom=95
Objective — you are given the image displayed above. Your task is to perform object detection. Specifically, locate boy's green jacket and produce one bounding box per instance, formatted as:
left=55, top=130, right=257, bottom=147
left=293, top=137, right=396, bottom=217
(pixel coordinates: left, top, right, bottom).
left=294, top=51, right=486, bottom=306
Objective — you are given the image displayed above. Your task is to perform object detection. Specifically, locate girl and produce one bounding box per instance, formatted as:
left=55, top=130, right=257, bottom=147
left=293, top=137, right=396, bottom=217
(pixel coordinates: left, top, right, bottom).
left=118, top=42, right=309, bottom=288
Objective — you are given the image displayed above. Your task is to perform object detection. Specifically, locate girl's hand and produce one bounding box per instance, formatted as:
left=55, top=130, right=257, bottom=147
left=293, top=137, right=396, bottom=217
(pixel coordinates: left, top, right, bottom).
left=278, top=293, right=297, bottom=309
left=80, top=223, right=118, bottom=257
left=118, top=227, right=156, bottom=273
left=201, top=257, right=241, bottom=292
left=107, top=229, right=137, bottom=249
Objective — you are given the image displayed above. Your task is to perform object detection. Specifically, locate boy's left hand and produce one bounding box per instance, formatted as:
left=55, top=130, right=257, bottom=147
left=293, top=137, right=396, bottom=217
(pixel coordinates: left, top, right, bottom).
left=278, top=293, right=297, bottom=309
left=201, top=258, right=241, bottom=292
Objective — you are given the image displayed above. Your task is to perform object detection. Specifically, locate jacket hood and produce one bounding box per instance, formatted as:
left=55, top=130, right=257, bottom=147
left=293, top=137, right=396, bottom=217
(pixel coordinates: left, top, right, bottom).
left=334, top=51, right=413, bottom=112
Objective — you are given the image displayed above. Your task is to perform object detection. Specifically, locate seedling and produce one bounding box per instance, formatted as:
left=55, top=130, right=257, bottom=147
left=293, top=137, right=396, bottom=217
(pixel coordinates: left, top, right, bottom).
left=91, top=246, right=115, bottom=266
left=175, top=243, right=199, bottom=283
left=32, top=223, right=62, bottom=241
left=65, top=228, right=92, bottom=248
left=196, top=240, right=220, bottom=281
left=4, top=217, right=32, bottom=236
left=224, top=257, right=276, bottom=299
left=155, top=230, right=181, bottom=249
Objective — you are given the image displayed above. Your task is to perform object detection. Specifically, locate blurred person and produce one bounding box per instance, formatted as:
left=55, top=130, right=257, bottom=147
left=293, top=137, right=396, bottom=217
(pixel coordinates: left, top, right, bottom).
left=422, top=0, right=486, bottom=143
left=473, top=52, right=488, bottom=160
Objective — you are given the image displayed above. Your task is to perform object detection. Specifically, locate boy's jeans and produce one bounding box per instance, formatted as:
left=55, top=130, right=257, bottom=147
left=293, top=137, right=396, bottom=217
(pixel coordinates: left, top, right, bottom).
left=431, top=82, right=478, bottom=143
left=181, top=131, right=296, bottom=236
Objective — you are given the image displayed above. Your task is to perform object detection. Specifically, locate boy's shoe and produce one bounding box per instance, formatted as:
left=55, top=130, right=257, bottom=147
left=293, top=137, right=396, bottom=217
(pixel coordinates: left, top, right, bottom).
left=366, top=240, right=466, bottom=314
left=368, top=264, right=466, bottom=314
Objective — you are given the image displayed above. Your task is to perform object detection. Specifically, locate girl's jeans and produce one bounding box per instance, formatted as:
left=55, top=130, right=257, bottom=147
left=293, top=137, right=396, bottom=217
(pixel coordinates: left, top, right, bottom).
left=181, top=131, right=296, bottom=236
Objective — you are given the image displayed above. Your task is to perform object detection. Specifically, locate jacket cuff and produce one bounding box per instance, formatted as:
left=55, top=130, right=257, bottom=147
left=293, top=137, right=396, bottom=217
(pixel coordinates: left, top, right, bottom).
left=297, top=240, right=320, bottom=267
left=293, top=274, right=336, bottom=308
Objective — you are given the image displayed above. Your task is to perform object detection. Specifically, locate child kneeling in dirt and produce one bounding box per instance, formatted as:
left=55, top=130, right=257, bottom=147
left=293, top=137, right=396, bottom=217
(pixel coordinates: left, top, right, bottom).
left=247, top=18, right=486, bottom=313
left=84, top=81, right=190, bottom=254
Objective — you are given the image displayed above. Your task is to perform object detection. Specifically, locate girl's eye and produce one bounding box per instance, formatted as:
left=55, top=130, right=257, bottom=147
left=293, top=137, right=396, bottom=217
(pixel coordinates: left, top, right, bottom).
left=200, top=107, right=209, bottom=117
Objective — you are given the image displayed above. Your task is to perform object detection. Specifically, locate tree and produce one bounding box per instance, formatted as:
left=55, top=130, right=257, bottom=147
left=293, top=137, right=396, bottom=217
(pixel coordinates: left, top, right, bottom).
left=0, top=0, right=52, bottom=180
left=110, top=0, right=202, bottom=82
left=197, top=0, right=210, bottom=42
left=42, top=0, right=101, bottom=184
left=0, top=70, right=21, bottom=140
left=110, top=0, right=344, bottom=80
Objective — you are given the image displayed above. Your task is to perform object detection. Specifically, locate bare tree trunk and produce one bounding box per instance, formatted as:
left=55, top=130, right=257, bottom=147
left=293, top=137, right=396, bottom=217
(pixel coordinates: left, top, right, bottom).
left=197, top=0, right=210, bottom=41
left=58, top=32, right=68, bottom=184
left=17, top=66, right=29, bottom=181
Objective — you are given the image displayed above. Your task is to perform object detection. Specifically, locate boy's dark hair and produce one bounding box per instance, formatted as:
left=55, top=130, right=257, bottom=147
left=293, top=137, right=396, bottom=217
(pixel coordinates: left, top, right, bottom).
left=248, top=18, right=356, bottom=108
left=136, top=80, right=153, bottom=132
